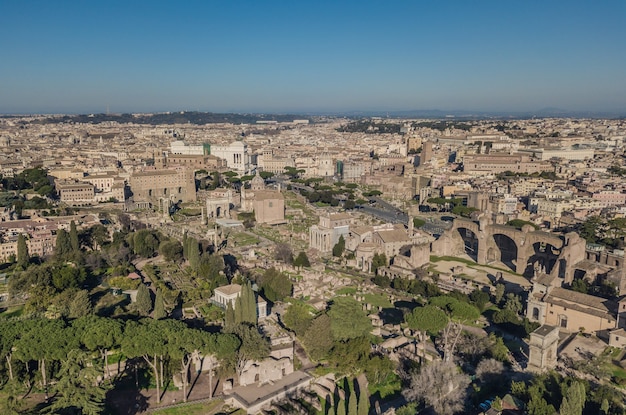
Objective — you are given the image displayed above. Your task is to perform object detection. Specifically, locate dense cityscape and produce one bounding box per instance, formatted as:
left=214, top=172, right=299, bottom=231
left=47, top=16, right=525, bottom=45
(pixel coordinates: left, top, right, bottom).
left=3, top=0, right=626, bottom=414
left=0, top=113, right=625, bottom=415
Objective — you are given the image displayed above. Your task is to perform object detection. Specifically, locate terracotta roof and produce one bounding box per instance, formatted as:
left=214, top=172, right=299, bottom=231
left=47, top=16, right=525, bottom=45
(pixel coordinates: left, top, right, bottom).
left=376, top=229, right=410, bottom=243
left=548, top=287, right=617, bottom=313
left=214, top=284, right=242, bottom=296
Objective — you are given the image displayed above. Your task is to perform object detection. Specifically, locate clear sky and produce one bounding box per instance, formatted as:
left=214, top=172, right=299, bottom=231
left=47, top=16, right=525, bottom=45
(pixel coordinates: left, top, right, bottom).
left=1, top=0, right=625, bottom=114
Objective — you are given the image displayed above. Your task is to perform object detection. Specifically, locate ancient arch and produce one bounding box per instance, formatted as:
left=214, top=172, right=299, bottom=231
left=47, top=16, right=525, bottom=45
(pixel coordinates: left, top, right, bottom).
left=491, top=233, right=518, bottom=272
left=431, top=217, right=584, bottom=280
left=206, top=197, right=231, bottom=219
left=524, top=242, right=561, bottom=277
left=456, top=227, right=479, bottom=262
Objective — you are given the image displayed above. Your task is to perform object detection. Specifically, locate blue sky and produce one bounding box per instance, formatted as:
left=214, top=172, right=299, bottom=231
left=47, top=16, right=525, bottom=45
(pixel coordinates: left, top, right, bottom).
left=1, top=0, right=625, bottom=114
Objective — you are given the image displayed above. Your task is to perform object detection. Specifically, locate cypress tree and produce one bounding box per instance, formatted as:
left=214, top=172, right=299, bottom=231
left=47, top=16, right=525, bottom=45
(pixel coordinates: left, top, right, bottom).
left=235, top=295, right=244, bottom=324
left=17, top=233, right=29, bottom=268
left=136, top=283, right=153, bottom=316
left=347, top=378, right=357, bottom=415
left=55, top=229, right=72, bottom=261
left=357, top=377, right=369, bottom=415
left=188, top=237, right=201, bottom=271
left=336, top=398, right=346, bottom=415
left=243, top=282, right=257, bottom=324
left=68, top=290, right=93, bottom=318
left=600, top=398, right=609, bottom=415
left=69, top=220, right=79, bottom=253
left=182, top=232, right=189, bottom=259
left=225, top=301, right=235, bottom=328
left=153, top=289, right=166, bottom=319
left=332, top=235, right=345, bottom=257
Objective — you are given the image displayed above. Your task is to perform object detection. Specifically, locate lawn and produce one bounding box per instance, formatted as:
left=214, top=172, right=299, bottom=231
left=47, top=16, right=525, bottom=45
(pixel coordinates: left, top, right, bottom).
left=151, top=399, right=224, bottom=414
left=363, top=293, right=393, bottom=309
left=368, top=372, right=402, bottom=400
left=0, top=305, right=24, bottom=318
left=335, top=287, right=357, bottom=296
left=229, top=231, right=260, bottom=247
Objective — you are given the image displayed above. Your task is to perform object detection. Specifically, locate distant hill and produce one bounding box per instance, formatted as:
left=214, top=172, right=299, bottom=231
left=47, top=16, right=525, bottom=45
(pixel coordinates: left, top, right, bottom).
left=31, top=111, right=311, bottom=125
left=331, top=108, right=626, bottom=120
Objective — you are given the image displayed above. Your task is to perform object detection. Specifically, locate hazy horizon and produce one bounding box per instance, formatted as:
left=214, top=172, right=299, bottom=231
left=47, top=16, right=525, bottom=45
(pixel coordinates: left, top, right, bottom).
left=2, top=0, right=625, bottom=115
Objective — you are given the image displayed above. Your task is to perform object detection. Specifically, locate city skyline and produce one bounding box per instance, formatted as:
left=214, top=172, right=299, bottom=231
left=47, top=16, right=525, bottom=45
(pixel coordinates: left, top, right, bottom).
left=2, top=0, right=626, bottom=115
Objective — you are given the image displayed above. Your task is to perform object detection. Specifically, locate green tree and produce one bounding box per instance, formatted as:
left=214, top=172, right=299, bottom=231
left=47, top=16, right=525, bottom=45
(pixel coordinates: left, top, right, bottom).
left=371, top=253, right=387, bottom=274
left=133, top=230, right=160, bottom=258
left=527, top=384, right=556, bottom=415
left=430, top=296, right=480, bottom=322
left=55, top=228, right=72, bottom=261
left=336, top=393, right=346, bottom=415
left=303, top=314, right=333, bottom=360
left=260, top=268, right=293, bottom=302
left=52, top=264, right=86, bottom=291
left=469, top=288, right=490, bottom=311
left=294, top=251, right=311, bottom=268
left=494, top=283, right=505, bottom=305
left=405, top=305, right=448, bottom=334
left=14, top=318, right=78, bottom=400
left=0, top=320, right=20, bottom=381
left=136, top=283, right=153, bottom=316
left=328, top=297, right=371, bottom=341
left=16, top=233, right=29, bottom=268
left=73, top=315, right=123, bottom=380
left=225, top=301, right=235, bottom=328
left=570, top=278, right=589, bottom=294
left=121, top=319, right=168, bottom=403
left=504, top=292, right=523, bottom=315
left=48, top=349, right=108, bottom=415
left=226, top=324, right=270, bottom=378
left=159, top=240, right=183, bottom=262
left=163, top=321, right=201, bottom=402
left=153, top=289, right=167, bottom=319
left=560, top=381, right=585, bottom=415
left=69, top=220, right=80, bottom=253
left=236, top=282, right=257, bottom=325
left=357, top=376, right=369, bottom=415
left=186, top=236, right=201, bottom=270
left=198, top=253, right=226, bottom=285
left=488, top=333, right=510, bottom=361
left=283, top=301, right=314, bottom=336
left=68, top=290, right=93, bottom=319
left=333, top=235, right=346, bottom=257
left=347, top=378, right=357, bottom=415
left=579, top=216, right=602, bottom=244
left=89, top=224, right=109, bottom=249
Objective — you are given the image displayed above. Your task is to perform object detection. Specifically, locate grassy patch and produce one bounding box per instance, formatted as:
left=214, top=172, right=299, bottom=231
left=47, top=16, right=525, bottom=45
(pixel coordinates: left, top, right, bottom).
left=151, top=399, right=224, bottom=414
left=229, top=232, right=260, bottom=247
left=363, top=293, right=393, bottom=309
left=106, top=351, right=126, bottom=365
left=0, top=305, right=24, bottom=319
left=369, top=372, right=402, bottom=399
left=335, top=287, right=357, bottom=296
left=611, top=364, right=626, bottom=379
